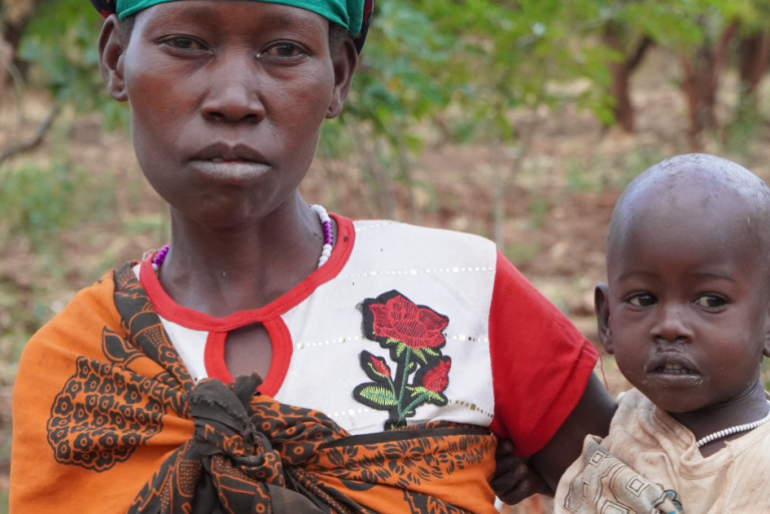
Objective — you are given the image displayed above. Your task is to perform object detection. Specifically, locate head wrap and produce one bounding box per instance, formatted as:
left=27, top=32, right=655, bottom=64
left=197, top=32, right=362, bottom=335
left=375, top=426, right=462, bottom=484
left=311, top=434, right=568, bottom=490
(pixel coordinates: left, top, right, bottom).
left=89, top=0, right=375, bottom=53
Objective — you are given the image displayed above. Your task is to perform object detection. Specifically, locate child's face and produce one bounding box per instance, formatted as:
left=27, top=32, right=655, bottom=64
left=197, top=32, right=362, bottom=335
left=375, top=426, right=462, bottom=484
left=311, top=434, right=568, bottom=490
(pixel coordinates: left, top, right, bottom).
left=100, top=2, right=351, bottom=227
left=597, top=193, right=770, bottom=413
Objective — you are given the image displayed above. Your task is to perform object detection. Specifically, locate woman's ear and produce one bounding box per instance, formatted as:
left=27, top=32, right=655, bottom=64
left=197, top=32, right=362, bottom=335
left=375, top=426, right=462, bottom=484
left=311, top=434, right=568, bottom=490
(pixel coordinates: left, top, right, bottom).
left=98, top=15, right=128, bottom=102
left=326, top=37, right=358, bottom=119
left=595, top=284, right=613, bottom=355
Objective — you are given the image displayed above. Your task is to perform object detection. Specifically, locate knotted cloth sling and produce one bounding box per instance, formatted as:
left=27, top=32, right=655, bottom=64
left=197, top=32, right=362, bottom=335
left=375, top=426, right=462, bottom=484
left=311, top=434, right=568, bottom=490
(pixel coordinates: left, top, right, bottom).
left=87, top=0, right=376, bottom=53
left=11, top=263, right=498, bottom=514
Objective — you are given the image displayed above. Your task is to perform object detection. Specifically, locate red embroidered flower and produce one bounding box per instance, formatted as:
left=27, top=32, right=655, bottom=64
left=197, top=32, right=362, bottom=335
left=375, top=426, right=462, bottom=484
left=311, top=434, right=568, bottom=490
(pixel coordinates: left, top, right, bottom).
left=370, top=354, right=391, bottom=379
left=367, top=294, right=449, bottom=349
left=421, top=358, right=451, bottom=393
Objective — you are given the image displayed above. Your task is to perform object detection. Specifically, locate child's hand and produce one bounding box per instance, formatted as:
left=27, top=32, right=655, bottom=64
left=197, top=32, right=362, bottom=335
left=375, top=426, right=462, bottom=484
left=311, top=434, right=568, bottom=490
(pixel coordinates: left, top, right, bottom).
left=491, top=440, right=548, bottom=505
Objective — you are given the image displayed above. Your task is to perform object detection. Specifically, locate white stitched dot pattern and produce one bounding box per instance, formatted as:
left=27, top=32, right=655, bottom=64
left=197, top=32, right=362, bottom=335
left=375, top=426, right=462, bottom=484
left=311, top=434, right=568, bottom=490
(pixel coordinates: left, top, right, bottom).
left=294, top=334, right=488, bottom=350
left=449, top=399, right=494, bottom=419
left=295, top=336, right=366, bottom=350
left=339, top=267, right=494, bottom=280
left=354, top=221, right=398, bottom=233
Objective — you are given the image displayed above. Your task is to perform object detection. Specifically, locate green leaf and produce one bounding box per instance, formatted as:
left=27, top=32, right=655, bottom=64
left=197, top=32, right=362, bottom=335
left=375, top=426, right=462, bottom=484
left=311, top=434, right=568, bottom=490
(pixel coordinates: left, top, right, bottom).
left=396, top=342, right=407, bottom=358
left=424, top=347, right=439, bottom=357
left=409, top=386, right=447, bottom=404
left=357, top=386, right=398, bottom=407
left=412, top=348, right=428, bottom=364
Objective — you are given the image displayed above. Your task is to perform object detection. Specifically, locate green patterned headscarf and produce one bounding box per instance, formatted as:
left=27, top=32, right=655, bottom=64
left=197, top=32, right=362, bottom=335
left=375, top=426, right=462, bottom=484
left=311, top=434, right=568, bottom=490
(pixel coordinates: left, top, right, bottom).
left=90, top=0, right=375, bottom=49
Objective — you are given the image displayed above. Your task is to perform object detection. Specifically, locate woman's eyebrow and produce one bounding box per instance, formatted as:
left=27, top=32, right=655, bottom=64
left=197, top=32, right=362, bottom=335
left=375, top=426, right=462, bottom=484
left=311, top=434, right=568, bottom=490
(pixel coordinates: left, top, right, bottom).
left=144, top=7, right=324, bottom=34
left=257, top=11, right=326, bottom=31
left=141, top=7, right=223, bottom=31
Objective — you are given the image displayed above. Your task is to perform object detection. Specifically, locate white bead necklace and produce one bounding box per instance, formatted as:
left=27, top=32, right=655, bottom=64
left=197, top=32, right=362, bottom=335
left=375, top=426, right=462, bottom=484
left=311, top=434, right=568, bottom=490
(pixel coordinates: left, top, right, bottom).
left=696, top=402, right=770, bottom=448
left=309, top=204, right=334, bottom=268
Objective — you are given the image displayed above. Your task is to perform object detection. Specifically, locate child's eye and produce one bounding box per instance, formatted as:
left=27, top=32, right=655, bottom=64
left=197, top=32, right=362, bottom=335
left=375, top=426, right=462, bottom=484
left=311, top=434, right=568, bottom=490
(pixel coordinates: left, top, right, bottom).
left=628, top=294, right=656, bottom=307
left=261, top=42, right=306, bottom=58
left=694, top=295, right=727, bottom=309
left=162, top=37, right=207, bottom=51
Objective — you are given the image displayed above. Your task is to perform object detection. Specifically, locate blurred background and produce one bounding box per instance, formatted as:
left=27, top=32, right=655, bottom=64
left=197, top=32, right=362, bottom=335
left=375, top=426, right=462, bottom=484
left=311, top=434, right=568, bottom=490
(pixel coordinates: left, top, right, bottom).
left=4, top=0, right=770, bottom=512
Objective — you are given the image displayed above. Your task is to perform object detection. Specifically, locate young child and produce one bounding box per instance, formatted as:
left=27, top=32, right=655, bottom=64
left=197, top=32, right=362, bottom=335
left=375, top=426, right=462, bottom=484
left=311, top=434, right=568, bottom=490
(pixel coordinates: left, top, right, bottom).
left=9, top=1, right=616, bottom=512
left=556, top=153, right=770, bottom=513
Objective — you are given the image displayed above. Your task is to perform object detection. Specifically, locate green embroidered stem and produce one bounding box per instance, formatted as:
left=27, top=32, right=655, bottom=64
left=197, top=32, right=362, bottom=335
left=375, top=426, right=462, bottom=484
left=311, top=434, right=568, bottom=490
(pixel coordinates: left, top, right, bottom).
left=402, top=393, right=429, bottom=417
left=397, top=349, right=412, bottom=418
left=387, top=377, right=396, bottom=396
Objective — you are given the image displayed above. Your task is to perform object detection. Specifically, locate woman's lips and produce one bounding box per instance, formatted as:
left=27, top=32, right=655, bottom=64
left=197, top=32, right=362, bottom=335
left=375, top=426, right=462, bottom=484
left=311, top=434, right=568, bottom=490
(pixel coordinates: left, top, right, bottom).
left=188, top=142, right=272, bottom=182
left=189, top=159, right=271, bottom=183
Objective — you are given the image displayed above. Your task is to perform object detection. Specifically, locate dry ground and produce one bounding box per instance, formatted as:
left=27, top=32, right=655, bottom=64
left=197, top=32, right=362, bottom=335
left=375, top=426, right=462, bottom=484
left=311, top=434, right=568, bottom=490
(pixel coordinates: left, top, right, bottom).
left=3, top=48, right=770, bottom=512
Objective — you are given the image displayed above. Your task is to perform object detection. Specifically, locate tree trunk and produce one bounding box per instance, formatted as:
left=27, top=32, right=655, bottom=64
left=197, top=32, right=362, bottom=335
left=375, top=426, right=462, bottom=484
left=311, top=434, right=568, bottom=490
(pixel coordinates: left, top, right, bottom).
left=0, top=38, right=11, bottom=104
left=738, top=32, right=770, bottom=98
left=1, top=0, right=42, bottom=86
left=680, top=22, right=738, bottom=149
left=602, top=24, right=653, bottom=133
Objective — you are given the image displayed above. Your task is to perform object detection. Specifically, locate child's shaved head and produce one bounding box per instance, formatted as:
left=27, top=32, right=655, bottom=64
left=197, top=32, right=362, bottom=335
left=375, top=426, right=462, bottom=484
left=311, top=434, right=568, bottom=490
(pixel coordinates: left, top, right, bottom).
left=607, top=154, right=770, bottom=284
left=598, top=154, right=770, bottom=415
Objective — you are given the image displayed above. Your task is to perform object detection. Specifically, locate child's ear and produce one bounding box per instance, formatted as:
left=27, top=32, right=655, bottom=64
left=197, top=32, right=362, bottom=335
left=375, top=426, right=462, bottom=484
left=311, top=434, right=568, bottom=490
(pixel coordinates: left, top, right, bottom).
left=98, top=15, right=128, bottom=102
left=595, top=284, right=613, bottom=354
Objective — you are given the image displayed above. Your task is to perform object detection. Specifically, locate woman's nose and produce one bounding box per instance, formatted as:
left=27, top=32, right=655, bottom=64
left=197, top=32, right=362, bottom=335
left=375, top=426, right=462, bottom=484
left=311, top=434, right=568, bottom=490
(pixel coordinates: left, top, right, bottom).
left=200, top=57, right=266, bottom=124
left=650, top=305, right=694, bottom=345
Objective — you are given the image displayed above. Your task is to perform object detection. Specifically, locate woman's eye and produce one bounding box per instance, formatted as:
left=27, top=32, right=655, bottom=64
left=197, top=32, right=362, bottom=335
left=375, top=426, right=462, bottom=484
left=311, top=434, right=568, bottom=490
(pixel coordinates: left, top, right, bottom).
left=628, top=294, right=656, bottom=307
left=694, top=295, right=727, bottom=309
left=263, top=43, right=304, bottom=58
left=163, top=37, right=206, bottom=51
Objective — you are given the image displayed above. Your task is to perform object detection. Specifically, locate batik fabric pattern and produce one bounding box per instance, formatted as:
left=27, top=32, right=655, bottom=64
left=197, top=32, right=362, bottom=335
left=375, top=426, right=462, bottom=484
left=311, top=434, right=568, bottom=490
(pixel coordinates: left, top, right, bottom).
left=12, top=263, right=498, bottom=514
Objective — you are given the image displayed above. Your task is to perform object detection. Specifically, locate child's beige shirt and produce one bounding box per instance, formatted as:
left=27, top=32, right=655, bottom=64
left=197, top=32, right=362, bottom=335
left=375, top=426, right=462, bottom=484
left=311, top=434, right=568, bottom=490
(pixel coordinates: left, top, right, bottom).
left=554, top=388, right=770, bottom=514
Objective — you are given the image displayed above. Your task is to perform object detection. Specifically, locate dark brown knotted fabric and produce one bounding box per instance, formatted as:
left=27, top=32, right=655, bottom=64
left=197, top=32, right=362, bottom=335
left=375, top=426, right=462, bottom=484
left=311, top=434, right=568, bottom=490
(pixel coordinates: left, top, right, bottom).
left=129, top=373, right=363, bottom=514
left=13, top=263, right=498, bottom=514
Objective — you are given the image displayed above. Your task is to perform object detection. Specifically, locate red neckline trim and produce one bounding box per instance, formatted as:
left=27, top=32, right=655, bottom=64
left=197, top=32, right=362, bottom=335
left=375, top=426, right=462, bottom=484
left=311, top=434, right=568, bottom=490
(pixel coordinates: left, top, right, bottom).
left=140, top=214, right=355, bottom=331
left=204, top=317, right=292, bottom=395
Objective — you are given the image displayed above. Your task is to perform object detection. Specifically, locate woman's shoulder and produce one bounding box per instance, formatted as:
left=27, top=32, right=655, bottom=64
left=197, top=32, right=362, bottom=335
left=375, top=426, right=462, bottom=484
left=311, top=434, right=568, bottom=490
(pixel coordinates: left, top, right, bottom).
left=348, top=218, right=498, bottom=264
left=20, top=268, right=122, bottom=368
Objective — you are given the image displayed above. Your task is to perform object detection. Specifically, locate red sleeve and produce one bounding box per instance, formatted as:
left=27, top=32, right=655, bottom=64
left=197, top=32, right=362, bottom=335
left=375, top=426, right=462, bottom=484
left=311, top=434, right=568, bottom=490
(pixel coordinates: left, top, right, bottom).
left=488, top=251, right=599, bottom=457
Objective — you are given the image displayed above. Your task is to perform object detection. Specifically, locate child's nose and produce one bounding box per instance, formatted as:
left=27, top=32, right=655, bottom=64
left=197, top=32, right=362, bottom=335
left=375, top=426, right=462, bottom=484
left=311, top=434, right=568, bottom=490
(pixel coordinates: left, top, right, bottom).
left=650, top=305, right=694, bottom=345
left=200, top=56, right=266, bottom=124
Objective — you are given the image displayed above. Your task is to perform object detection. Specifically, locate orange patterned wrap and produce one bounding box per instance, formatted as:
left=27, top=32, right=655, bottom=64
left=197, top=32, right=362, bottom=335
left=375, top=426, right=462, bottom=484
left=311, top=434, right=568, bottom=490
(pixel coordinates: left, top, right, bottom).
left=11, top=263, right=497, bottom=514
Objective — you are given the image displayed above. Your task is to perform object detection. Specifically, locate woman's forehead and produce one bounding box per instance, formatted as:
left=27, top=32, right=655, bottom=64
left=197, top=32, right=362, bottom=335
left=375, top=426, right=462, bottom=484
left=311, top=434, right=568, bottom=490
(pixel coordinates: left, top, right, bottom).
left=135, top=2, right=329, bottom=33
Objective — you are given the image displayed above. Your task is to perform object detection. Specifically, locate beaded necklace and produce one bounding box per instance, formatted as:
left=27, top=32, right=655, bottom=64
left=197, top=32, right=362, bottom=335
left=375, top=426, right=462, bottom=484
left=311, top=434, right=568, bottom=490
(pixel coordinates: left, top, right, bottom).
left=152, top=204, right=334, bottom=269
left=696, top=402, right=770, bottom=448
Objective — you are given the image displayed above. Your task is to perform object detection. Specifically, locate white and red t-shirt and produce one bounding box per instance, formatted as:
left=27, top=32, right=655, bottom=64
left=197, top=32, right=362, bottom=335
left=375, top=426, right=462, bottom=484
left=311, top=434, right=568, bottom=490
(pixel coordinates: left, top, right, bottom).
left=136, top=215, right=598, bottom=457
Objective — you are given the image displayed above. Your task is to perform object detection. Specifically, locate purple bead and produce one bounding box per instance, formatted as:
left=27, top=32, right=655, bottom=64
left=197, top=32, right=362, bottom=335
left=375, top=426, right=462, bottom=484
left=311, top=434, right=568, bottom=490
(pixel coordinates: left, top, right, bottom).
left=152, top=245, right=170, bottom=267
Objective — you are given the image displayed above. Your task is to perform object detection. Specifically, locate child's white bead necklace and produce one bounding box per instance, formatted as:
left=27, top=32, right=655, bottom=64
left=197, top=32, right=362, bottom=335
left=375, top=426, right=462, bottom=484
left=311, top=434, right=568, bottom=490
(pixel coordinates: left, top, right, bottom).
left=696, top=402, right=770, bottom=448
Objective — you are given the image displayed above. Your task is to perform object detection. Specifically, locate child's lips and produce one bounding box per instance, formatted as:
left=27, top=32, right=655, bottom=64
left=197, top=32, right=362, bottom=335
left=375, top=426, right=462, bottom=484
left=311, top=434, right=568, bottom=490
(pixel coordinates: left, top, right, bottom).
left=646, top=354, right=703, bottom=386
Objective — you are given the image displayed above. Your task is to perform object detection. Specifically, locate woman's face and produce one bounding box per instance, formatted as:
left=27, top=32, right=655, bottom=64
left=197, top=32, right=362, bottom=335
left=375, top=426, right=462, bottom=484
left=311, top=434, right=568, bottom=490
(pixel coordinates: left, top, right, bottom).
left=102, top=1, right=352, bottom=228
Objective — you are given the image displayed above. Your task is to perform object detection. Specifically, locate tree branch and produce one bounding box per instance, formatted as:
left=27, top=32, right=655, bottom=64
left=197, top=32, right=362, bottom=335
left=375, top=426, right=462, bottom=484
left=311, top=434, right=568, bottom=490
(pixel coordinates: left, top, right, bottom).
left=0, top=103, right=60, bottom=165
left=626, top=36, right=654, bottom=72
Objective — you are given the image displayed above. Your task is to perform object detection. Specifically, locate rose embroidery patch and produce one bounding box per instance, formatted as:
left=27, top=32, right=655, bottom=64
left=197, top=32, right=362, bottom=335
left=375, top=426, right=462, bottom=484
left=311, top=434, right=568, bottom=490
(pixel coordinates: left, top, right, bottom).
left=353, top=290, right=451, bottom=430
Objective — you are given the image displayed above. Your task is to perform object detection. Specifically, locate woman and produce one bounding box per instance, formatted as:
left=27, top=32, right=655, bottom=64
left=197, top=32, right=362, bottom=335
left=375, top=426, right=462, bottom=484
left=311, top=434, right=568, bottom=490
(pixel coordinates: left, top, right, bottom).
left=10, top=1, right=615, bottom=512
